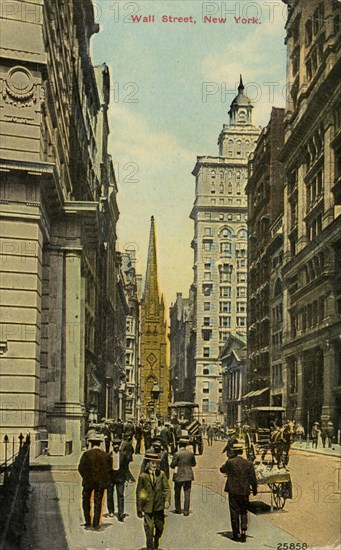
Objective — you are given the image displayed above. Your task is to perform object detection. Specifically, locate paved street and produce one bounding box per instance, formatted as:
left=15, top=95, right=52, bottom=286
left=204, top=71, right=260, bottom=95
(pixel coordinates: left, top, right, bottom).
left=21, top=441, right=340, bottom=550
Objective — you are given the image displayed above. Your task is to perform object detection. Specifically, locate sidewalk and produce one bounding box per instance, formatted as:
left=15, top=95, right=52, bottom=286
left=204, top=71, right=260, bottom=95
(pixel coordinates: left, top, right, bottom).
left=23, top=452, right=302, bottom=550
left=292, top=441, right=341, bottom=458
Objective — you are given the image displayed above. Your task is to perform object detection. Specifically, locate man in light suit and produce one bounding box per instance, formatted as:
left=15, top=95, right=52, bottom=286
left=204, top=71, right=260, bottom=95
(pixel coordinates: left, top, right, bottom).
left=170, top=437, right=196, bottom=516
left=220, top=443, right=257, bottom=543
left=136, top=452, right=171, bottom=550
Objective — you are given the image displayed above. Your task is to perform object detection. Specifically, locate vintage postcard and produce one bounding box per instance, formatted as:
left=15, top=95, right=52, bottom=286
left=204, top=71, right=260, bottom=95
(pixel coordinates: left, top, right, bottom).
left=0, top=1, right=340, bottom=549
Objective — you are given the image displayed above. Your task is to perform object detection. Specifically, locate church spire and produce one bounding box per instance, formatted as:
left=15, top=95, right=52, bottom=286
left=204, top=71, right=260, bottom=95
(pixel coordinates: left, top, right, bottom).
left=144, top=216, right=160, bottom=314
left=238, top=74, right=244, bottom=93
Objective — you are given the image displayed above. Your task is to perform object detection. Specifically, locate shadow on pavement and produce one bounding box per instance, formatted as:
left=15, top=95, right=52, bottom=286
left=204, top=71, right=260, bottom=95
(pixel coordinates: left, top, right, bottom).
left=248, top=500, right=272, bottom=514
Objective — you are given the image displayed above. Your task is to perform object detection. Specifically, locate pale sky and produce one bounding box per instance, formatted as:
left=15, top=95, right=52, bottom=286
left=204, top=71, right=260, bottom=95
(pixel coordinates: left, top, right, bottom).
left=91, top=0, right=287, bottom=309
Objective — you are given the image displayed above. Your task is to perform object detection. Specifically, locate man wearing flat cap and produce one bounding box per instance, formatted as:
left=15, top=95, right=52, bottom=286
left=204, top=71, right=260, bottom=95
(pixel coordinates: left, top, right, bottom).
left=170, top=438, right=196, bottom=516
left=107, top=438, right=130, bottom=521
left=220, top=443, right=257, bottom=543
left=78, top=435, right=111, bottom=530
left=136, top=452, right=171, bottom=550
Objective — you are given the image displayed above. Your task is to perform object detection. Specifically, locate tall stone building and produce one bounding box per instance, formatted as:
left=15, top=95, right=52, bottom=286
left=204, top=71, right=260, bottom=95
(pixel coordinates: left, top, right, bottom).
left=122, top=249, right=142, bottom=420
left=169, top=292, right=194, bottom=403
left=190, top=77, right=260, bottom=422
left=245, top=107, right=285, bottom=412
left=140, top=217, right=169, bottom=418
left=281, top=0, right=341, bottom=433
left=0, top=1, right=120, bottom=457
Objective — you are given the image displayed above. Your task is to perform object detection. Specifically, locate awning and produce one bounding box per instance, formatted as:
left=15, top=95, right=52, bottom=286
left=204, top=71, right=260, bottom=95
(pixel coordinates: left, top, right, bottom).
left=89, top=371, right=102, bottom=393
left=242, top=387, right=269, bottom=399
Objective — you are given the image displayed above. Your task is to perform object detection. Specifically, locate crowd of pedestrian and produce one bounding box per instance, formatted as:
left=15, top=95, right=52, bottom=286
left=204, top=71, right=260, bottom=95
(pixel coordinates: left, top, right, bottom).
left=78, top=414, right=336, bottom=548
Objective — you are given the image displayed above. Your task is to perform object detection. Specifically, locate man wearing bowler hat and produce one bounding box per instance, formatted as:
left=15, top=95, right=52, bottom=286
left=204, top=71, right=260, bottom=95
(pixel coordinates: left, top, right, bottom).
left=136, top=451, right=171, bottom=550
left=107, top=438, right=130, bottom=521
left=170, top=437, right=196, bottom=516
left=220, top=443, right=257, bottom=543
left=78, top=435, right=110, bottom=530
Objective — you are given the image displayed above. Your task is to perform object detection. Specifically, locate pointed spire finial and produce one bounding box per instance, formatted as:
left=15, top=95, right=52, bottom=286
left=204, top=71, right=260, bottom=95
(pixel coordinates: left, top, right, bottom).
left=238, top=74, right=244, bottom=93
left=144, top=216, right=160, bottom=311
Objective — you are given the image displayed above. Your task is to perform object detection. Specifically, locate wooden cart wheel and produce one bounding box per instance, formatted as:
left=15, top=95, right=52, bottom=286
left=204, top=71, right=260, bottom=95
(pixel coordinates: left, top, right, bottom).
left=272, top=483, right=286, bottom=509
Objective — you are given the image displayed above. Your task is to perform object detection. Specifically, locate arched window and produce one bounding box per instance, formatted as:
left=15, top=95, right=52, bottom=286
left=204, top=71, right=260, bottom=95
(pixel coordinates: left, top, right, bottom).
left=228, top=182, right=232, bottom=194
left=237, top=229, right=247, bottom=239
left=219, top=183, right=224, bottom=194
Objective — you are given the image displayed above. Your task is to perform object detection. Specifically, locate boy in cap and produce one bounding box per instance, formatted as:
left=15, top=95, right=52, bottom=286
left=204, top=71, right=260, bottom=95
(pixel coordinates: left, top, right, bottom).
left=78, top=435, right=111, bottom=530
left=136, top=451, right=171, bottom=550
left=220, top=443, right=257, bottom=543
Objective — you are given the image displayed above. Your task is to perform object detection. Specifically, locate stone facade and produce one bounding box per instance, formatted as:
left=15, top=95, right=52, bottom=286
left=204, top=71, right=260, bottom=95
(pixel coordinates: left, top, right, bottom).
left=140, top=217, right=170, bottom=419
left=169, top=292, right=195, bottom=403
left=0, top=1, right=121, bottom=457
left=220, top=334, right=247, bottom=428
left=190, top=78, right=260, bottom=422
left=281, top=0, right=341, bottom=433
left=245, top=107, right=285, bottom=411
left=121, top=250, right=142, bottom=420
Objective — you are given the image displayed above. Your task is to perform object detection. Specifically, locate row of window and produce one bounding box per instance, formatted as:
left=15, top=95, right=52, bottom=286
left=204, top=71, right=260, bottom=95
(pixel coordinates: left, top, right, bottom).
left=204, top=212, right=248, bottom=222
left=290, top=297, right=325, bottom=338
left=203, top=227, right=247, bottom=238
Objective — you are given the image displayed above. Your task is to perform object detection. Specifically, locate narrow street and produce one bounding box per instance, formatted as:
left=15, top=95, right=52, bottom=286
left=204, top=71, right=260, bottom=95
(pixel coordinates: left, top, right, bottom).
left=21, top=442, right=340, bottom=550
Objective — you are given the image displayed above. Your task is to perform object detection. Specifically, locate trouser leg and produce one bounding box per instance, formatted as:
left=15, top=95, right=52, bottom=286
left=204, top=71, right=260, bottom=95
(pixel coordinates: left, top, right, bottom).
left=239, top=495, right=249, bottom=532
left=116, top=481, right=125, bottom=517
left=135, top=439, right=141, bottom=454
left=183, top=481, right=192, bottom=514
left=82, top=486, right=92, bottom=525
left=107, top=482, right=114, bottom=514
left=144, top=512, right=155, bottom=549
left=228, top=494, right=240, bottom=537
left=93, top=487, right=105, bottom=528
left=174, top=482, right=181, bottom=512
left=154, top=510, right=165, bottom=547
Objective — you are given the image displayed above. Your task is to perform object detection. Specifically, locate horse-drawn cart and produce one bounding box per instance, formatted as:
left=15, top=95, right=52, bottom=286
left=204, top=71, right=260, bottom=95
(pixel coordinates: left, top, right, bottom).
left=254, top=460, right=292, bottom=510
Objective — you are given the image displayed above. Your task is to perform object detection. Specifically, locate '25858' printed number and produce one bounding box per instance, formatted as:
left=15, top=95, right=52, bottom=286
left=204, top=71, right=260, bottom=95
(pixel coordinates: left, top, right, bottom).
left=277, top=544, right=308, bottom=550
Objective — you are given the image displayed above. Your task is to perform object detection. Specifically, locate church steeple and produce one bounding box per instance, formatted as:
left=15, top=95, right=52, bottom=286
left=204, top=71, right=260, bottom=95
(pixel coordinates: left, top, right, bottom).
left=144, top=216, right=160, bottom=315
left=228, top=74, right=253, bottom=126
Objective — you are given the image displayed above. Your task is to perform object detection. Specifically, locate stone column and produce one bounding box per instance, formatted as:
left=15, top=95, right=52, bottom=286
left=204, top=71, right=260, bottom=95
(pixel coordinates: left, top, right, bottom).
left=321, top=340, right=336, bottom=429
left=295, top=353, right=304, bottom=425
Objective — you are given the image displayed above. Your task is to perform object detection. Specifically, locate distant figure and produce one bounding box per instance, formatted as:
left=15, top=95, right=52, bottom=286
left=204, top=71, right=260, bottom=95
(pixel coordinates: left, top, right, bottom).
left=207, top=425, right=214, bottom=446
left=295, top=423, right=305, bottom=445
left=78, top=435, right=110, bottom=530
left=135, top=422, right=143, bottom=454
left=311, top=422, right=320, bottom=448
left=136, top=452, right=171, bottom=550
left=326, top=421, right=335, bottom=448
left=220, top=443, right=257, bottom=543
left=170, top=438, right=196, bottom=516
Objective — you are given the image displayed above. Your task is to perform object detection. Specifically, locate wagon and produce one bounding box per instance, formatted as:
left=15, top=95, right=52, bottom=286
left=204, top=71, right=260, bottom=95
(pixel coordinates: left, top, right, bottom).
left=254, top=459, right=293, bottom=510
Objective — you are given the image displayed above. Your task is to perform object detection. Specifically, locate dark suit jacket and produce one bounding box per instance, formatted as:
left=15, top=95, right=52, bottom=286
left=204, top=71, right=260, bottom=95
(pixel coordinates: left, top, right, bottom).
left=170, top=448, right=196, bottom=482
left=78, top=447, right=110, bottom=488
left=109, top=451, right=130, bottom=483
left=136, top=470, right=171, bottom=513
left=220, top=455, right=257, bottom=496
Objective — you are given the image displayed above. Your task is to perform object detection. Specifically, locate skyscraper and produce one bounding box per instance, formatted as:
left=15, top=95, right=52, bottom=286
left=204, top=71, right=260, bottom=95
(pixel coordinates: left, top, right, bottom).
left=190, top=77, right=260, bottom=422
left=140, top=217, right=170, bottom=418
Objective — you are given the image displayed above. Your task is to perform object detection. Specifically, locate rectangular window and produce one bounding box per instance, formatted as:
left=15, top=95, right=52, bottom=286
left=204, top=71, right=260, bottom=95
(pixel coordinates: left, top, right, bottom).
left=202, top=399, right=210, bottom=412
left=204, top=272, right=212, bottom=281
left=203, top=347, right=210, bottom=358
left=220, top=316, right=231, bottom=328
left=237, top=287, right=247, bottom=298
left=203, top=330, right=212, bottom=341
left=220, top=301, right=231, bottom=313
left=204, top=227, right=213, bottom=236
left=204, top=302, right=211, bottom=311
left=237, top=272, right=247, bottom=283
left=237, top=302, right=246, bottom=313
left=220, top=286, right=231, bottom=297
left=203, top=381, right=210, bottom=393
left=205, top=213, right=211, bottom=220
left=203, top=317, right=211, bottom=326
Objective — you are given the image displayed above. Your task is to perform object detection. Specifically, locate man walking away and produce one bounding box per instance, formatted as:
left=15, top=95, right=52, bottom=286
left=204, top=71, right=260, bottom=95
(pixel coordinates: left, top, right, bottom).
left=311, top=422, right=320, bottom=449
left=220, top=443, right=257, bottom=543
left=136, top=452, right=171, bottom=550
left=78, top=435, right=110, bottom=530
left=135, top=421, right=143, bottom=454
left=326, top=421, right=335, bottom=448
left=207, top=425, right=214, bottom=446
left=170, top=437, right=196, bottom=516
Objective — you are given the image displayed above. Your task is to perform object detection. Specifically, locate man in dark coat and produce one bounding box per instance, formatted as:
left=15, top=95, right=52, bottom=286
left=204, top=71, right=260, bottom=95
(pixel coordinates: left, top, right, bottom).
left=78, top=436, right=110, bottom=530
left=121, top=434, right=135, bottom=482
left=170, top=438, right=196, bottom=516
left=107, top=438, right=130, bottom=521
left=114, top=419, right=124, bottom=440
left=136, top=452, right=171, bottom=550
left=135, top=421, right=143, bottom=454
left=220, top=443, right=257, bottom=542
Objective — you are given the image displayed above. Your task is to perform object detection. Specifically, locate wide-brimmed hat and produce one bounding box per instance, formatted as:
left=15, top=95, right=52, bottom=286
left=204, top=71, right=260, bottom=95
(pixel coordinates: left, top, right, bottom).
left=228, top=429, right=236, bottom=435
left=112, top=438, right=122, bottom=445
left=232, top=443, right=244, bottom=450
left=88, top=435, right=104, bottom=443
left=313, top=422, right=319, bottom=425
left=144, top=452, right=161, bottom=461
left=179, top=438, right=190, bottom=444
